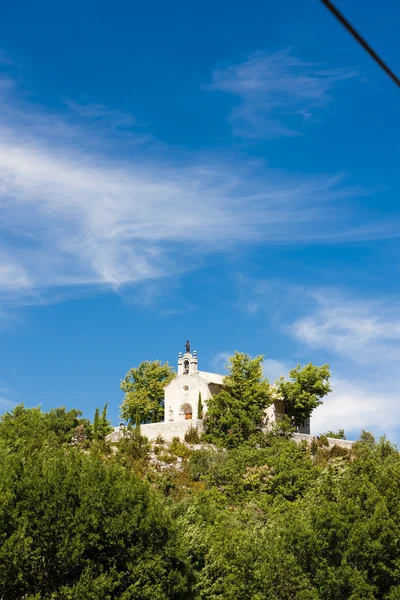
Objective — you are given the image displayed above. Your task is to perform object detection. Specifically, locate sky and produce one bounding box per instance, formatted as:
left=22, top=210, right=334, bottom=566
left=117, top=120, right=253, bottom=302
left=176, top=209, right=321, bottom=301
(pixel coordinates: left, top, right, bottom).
left=1, top=0, right=400, bottom=441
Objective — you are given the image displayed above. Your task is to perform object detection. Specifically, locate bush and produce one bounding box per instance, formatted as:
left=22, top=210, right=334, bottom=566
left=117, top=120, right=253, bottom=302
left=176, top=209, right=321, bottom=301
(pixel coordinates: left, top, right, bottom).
left=317, top=434, right=329, bottom=447
left=184, top=425, right=200, bottom=444
left=116, top=428, right=150, bottom=462
left=155, top=433, right=165, bottom=445
left=0, top=445, right=193, bottom=598
left=169, top=438, right=191, bottom=459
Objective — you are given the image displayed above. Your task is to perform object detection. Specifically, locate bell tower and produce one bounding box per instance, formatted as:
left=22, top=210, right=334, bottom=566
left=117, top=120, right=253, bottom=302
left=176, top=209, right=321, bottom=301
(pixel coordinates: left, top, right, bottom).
left=177, top=341, right=198, bottom=376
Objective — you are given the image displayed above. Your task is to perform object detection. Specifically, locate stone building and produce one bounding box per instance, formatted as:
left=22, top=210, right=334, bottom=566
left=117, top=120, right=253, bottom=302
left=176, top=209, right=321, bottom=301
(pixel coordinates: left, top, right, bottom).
left=107, top=343, right=310, bottom=443
left=164, top=348, right=224, bottom=423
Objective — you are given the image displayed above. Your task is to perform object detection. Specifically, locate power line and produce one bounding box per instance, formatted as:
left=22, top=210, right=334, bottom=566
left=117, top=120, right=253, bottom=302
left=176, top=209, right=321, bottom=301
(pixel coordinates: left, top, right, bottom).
left=320, top=0, right=400, bottom=88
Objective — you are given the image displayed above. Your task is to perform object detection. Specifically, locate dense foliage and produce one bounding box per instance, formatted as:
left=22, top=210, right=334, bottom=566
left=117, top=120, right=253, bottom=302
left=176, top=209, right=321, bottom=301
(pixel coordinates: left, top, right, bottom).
left=2, top=356, right=400, bottom=599
left=203, top=352, right=272, bottom=447
left=120, top=360, right=176, bottom=424
left=276, top=363, right=332, bottom=426
left=203, top=352, right=331, bottom=447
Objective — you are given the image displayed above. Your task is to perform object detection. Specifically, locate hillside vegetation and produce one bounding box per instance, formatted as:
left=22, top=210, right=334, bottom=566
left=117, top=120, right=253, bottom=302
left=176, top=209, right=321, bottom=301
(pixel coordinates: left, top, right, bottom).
left=0, top=355, right=399, bottom=599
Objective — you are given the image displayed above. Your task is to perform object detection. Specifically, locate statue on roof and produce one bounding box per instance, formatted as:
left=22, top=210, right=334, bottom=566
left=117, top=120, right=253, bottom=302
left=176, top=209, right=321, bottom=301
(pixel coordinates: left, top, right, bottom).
left=185, top=340, right=191, bottom=354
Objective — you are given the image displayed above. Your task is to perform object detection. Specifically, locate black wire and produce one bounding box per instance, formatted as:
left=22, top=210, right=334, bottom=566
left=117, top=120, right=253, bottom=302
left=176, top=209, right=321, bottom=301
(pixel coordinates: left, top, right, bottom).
left=320, top=0, right=400, bottom=88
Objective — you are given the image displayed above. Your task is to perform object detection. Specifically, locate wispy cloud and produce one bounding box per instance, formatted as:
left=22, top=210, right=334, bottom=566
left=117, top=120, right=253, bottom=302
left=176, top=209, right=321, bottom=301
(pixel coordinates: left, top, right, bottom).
left=0, top=51, right=13, bottom=66
left=0, top=396, right=14, bottom=410
left=0, top=384, right=15, bottom=411
left=212, top=351, right=233, bottom=372
left=0, top=62, right=395, bottom=309
left=65, top=100, right=137, bottom=128
left=206, top=49, right=359, bottom=139
left=291, top=290, right=400, bottom=364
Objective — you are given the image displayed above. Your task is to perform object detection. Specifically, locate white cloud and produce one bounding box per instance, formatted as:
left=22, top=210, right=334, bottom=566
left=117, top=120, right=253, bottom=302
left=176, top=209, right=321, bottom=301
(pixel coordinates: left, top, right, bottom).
left=206, top=49, right=359, bottom=138
left=1, top=123, right=392, bottom=306
left=291, top=290, right=400, bottom=364
left=312, top=377, right=400, bottom=440
left=0, top=65, right=396, bottom=308
left=234, top=278, right=400, bottom=440
left=212, top=352, right=233, bottom=372
left=263, top=358, right=288, bottom=382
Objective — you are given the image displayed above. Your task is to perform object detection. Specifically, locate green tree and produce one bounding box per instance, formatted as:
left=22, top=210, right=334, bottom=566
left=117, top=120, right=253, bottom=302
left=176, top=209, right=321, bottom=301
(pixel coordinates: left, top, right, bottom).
left=0, top=445, right=193, bottom=598
left=322, top=428, right=346, bottom=440
left=120, top=360, right=175, bottom=424
left=276, top=363, right=331, bottom=427
left=93, top=407, right=100, bottom=439
left=92, top=403, right=113, bottom=440
left=204, top=352, right=272, bottom=448
left=0, top=404, right=88, bottom=453
left=197, top=391, right=203, bottom=420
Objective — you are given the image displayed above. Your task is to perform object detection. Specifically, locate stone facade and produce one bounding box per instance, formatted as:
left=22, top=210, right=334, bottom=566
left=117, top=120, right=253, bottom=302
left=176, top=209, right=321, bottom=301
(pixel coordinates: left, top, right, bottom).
left=164, top=349, right=224, bottom=423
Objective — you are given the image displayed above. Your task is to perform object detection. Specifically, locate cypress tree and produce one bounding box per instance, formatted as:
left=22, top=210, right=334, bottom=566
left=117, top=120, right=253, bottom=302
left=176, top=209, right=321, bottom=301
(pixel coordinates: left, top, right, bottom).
left=93, top=407, right=100, bottom=440
left=197, top=392, right=203, bottom=420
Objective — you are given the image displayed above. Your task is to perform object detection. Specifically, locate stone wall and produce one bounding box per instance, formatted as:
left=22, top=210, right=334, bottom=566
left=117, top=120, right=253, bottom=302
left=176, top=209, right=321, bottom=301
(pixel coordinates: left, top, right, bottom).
left=107, top=419, right=204, bottom=444
left=292, top=432, right=355, bottom=448
left=107, top=421, right=354, bottom=447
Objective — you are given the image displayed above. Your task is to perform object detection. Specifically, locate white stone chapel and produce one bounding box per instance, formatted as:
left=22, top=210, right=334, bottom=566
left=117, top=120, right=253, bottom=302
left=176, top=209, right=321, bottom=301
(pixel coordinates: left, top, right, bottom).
left=107, top=341, right=310, bottom=443
left=164, top=342, right=224, bottom=423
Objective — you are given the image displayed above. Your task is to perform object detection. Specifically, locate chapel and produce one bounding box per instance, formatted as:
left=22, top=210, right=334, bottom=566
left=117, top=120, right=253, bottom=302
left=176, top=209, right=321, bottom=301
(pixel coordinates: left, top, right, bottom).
left=164, top=342, right=310, bottom=434
left=164, top=342, right=224, bottom=422
left=107, top=342, right=310, bottom=443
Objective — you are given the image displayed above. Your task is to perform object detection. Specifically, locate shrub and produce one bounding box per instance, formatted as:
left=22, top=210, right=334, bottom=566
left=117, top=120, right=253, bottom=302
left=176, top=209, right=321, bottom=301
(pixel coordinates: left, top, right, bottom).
left=317, top=434, right=329, bottom=447
left=155, top=433, right=165, bottom=445
left=169, top=438, right=191, bottom=459
left=184, top=425, right=200, bottom=444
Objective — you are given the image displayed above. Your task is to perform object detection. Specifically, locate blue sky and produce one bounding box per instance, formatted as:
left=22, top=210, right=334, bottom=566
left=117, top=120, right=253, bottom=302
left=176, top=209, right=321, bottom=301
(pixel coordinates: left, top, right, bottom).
left=1, top=0, right=400, bottom=441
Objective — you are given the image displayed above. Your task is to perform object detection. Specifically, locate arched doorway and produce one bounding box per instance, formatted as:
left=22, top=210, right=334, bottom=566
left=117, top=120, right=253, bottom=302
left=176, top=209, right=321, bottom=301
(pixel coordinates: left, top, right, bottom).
left=180, top=403, right=193, bottom=420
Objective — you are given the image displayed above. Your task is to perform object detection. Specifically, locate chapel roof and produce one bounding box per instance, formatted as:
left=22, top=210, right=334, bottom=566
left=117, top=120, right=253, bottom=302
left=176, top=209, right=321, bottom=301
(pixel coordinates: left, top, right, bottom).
left=197, top=370, right=225, bottom=385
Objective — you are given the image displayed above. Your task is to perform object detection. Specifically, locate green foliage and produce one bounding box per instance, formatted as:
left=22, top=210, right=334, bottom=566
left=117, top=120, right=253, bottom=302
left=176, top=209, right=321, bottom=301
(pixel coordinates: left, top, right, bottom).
left=318, top=434, right=329, bottom=447
left=155, top=433, right=165, bottom=445
left=189, top=438, right=318, bottom=502
left=262, top=414, right=295, bottom=440
left=116, top=427, right=150, bottom=465
left=197, top=391, right=203, bottom=420
left=5, top=380, right=400, bottom=599
left=93, top=406, right=99, bottom=438
left=120, top=360, right=175, bottom=425
left=169, top=437, right=190, bottom=459
left=276, top=362, right=331, bottom=426
left=0, top=404, right=89, bottom=453
left=322, top=428, right=346, bottom=439
left=204, top=352, right=272, bottom=448
left=184, top=425, right=200, bottom=444
left=0, top=444, right=193, bottom=599
left=92, top=403, right=113, bottom=440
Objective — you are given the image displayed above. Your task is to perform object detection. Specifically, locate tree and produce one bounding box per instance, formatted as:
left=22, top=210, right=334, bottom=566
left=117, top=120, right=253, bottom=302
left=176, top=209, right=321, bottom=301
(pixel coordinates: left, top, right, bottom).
left=276, top=363, right=331, bottom=427
left=197, top=392, right=203, bottom=420
left=203, top=352, right=272, bottom=448
left=0, top=404, right=89, bottom=452
left=120, top=360, right=175, bottom=424
left=93, top=407, right=100, bottom=439
left=92, top=403, right=113, bottom=440
left=322, top=429, right=346, bottom=440
left=0, top=444, right=193, bottom=598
